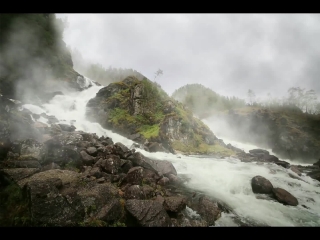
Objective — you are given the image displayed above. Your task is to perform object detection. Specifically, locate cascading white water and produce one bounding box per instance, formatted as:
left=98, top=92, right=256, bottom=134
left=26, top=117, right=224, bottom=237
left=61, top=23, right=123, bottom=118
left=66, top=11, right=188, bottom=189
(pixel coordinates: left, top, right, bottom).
left=21, top=79, right=320, bottom=226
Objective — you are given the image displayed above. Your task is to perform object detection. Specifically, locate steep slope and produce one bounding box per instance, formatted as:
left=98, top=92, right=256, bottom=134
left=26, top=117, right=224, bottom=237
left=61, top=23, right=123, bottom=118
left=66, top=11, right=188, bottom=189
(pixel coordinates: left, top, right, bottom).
left=86, top=77, right=235, bottom=156
left=0, top=14, right=86, bottom=101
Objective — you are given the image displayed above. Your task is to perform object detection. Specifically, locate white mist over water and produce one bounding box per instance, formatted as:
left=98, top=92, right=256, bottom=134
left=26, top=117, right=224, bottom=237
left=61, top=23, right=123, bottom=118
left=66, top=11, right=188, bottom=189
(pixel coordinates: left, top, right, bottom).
left=21, top=80, right=320, bottom=226
left=201, top=119, right=313, bottom=167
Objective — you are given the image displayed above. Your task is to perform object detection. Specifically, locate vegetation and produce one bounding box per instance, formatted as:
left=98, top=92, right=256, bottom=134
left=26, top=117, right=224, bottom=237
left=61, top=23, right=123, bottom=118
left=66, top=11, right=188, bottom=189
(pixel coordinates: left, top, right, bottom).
left=94, top=76, right=235, bottom=156
left=171, top=83, right=246, bottom=118
left=171, top=134, right=234, bottom=156
left=0, top=182, right=31, bottom=226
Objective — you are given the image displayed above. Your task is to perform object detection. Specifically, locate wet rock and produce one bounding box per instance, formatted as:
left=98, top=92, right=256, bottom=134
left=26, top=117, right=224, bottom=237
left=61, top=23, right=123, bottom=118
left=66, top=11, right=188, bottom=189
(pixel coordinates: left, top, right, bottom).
left=128, top=133, right=141, bottom=141
left=141, top=185, right=155, bottom=199
left=125, top=199, right=172, bottom=227
left=290, top=166, right=302, bottom=176
left=313, top=159, right=320, bottom=168
left=142, top=168, right=161, bottom=185
left=95, top=146, right=114, bottom=159
left=33, top=121, right=49, bottom=134
left=263, top=154, right=279, bottom=162
left=89, top=167, right=103, bottom=179
left=94, top=198, right=123, bottom=223
left=0, top=168, right=40, bottom=183
left=21, top=169, right=123, bottom=226
left=47, top=116, right=59, bottom=125
left=23, top=177, right=83, bottom=226
left=249, top=149, right=270, bottom=155
left=167, top=174, right=181, bottom=184
left=124, top=185, right=145, bottom=200
left=150, top=160, right=177, bottom=177
left=273, top=160, right=290, bottom=169
left=114, top=142, right=131, bottom=159
left=79, top=132, right=94, bottom=142
left=101, top=138, right=114, bottom=146
left=80, top=150, right=95, bottom=165
left=157, top=177, right=170, bottom=186
left=98, top=155, right=122, bottom=175
left=20, top=138, right=43, bottom=160
left=4, top=160, right=41, bottom=169
left=307, top=170, right=320, bottom=182
left=86, top=147, right=97, bottom=156
left=119, top=167, right=143, bottom=186
left=58, top=124, right=76, bottom=132
left=272, top=187, right=298, bottom=206
left=191, top=196, right=221, bottom=226
left=42, top=162, right=61, bottom=171
left=288, top=173, right=307, bottom=183
left=145, top=142, right=168, bottom=153
left=164, top=196, right=187, bottom=213
left=127, top=152, right=155, bottom=170
left=120, top=160, right=133, bottom=174
left=251, top=176, right=273, bottom=194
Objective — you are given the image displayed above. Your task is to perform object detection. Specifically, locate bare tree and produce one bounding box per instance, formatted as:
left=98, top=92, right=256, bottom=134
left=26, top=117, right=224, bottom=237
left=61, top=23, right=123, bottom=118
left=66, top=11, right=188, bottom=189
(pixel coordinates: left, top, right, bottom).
left=247, top=89, right=256, bottom=105
left=154, top=69, right=163, bottom=81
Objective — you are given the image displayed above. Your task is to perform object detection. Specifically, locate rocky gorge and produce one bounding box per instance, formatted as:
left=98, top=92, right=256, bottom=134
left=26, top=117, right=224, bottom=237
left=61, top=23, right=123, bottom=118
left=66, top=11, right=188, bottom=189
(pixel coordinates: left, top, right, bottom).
left=1, top=14, right=320, bottom=227
left=1, top=80, right=320, bottom=227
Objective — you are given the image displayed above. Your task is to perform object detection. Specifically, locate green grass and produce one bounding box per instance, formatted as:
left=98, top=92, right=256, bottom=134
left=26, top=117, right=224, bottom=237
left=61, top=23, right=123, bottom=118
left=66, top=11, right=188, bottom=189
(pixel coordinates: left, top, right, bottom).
left=109, top=108, right=135, bottom=126
left=172, top=139, right=234, bottom=156
left=139, top=124, right=160, bottom=139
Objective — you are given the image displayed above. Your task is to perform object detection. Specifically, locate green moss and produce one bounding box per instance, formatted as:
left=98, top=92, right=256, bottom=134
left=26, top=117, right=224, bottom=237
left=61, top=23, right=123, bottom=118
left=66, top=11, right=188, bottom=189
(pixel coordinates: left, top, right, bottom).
left=109, top=108, right=135, bottom=126
left=110, top=221, right=126, bottom=227
left=172, top=139, right=234, bottom=157
left=139, top=124, right=160, bottom=139
left=64, top=160, right=80, bottom=172
left=80, top=218, right=107, bottom=227
left=0, top=182, right=32, bottom=226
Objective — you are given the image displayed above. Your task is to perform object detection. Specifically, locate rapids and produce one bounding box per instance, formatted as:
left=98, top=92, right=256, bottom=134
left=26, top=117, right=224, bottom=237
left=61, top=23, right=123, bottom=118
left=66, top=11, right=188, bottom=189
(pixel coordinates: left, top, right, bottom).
left=21, top=79, right=320, bottom=226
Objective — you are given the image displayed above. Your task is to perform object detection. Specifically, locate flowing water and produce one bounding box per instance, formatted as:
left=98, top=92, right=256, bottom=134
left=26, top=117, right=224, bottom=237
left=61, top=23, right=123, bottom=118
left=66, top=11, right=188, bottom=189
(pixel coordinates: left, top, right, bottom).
left=21, top=79, right=320, bottom=226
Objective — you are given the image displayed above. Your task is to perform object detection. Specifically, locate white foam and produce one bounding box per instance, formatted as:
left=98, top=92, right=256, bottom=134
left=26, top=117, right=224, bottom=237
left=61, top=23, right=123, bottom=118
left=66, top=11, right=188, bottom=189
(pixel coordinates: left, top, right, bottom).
left=20, top=80, right=320, bottom=226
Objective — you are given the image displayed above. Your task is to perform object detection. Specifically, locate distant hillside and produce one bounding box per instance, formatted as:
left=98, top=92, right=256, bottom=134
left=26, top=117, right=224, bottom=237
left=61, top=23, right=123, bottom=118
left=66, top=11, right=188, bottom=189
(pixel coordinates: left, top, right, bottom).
left=171, top=84, right=246, bottom=118
left=0, top=14, right=81, bottom=100
left=71, top=48, right=146, bottom=86
left=210, top=105, right=320, bottom=162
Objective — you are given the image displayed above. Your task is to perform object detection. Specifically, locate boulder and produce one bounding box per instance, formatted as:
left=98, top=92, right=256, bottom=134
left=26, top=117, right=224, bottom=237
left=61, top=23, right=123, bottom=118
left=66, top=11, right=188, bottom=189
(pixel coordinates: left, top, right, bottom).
left=307, top=170, right=320, bottom=182
left=290, top=166, right=302, bottom=176
left=58, top=124, right=76, bottom=132
left=124, top=185, right=145, bottom=200
left=163, top=196, right=187, bottom=213
left=119, top=167, right=143, bottom=187
left=125, top=199, right=172, bottom=227
left=191, top=196, right=221, bottom=226
left=272, top=188, right=298, bottom=206
left=251, top=176, right=273, bottom=194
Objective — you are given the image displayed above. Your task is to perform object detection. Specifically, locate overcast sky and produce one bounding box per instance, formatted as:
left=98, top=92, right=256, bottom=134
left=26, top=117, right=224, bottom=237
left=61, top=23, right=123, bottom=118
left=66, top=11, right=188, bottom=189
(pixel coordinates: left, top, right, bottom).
left=57, top=14, right=320, bottom=100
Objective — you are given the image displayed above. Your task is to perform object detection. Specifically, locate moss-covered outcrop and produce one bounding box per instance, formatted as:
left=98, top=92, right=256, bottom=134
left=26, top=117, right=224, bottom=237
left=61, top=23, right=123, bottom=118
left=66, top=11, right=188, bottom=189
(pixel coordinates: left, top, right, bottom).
left=0, top=14, right=83, bottom=100
left=86, top=76, right=234, bottom=156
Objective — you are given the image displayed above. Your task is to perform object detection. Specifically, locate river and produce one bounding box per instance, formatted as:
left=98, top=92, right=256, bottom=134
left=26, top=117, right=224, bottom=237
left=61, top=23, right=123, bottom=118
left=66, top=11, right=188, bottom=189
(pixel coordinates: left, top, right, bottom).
left=21, top=79, right=320, bottom=226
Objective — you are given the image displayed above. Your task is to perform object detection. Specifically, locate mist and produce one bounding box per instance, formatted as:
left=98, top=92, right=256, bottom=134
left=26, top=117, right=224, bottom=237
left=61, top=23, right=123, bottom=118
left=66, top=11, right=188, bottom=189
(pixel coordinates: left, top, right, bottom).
left=57, top=14, right=320, bottom=99
left=0, top=14, right=77, bottom=103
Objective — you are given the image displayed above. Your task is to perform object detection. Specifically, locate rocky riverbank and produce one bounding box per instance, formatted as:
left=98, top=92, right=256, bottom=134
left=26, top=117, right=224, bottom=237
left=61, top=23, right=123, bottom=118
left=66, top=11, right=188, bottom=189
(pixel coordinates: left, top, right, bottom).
left=1, top=92, right=320, bottom=226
